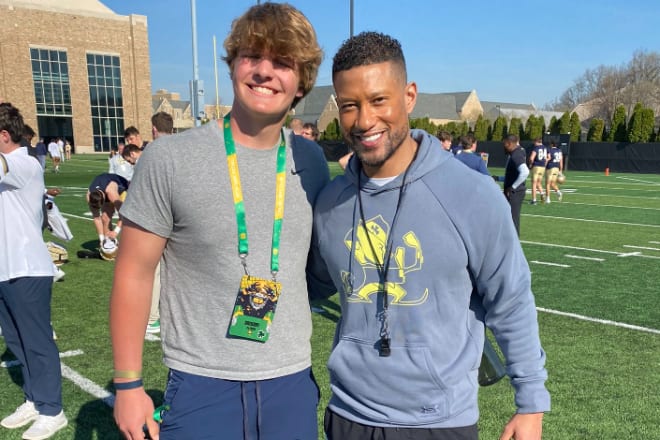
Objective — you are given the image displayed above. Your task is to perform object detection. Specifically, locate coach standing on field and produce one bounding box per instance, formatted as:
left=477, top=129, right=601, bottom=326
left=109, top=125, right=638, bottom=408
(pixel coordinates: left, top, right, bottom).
left=501, top=134, right=529, bottom=236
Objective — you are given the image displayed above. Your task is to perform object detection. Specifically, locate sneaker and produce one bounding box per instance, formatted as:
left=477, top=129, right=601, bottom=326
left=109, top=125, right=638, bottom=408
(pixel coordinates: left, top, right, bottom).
left=146, top=319, right=160, bottom=334
left=21, top=411, right=67, bottom=440
left=530, top=200, right=537, bottom=205
left=53, top=266, right=65, bottom=283
left=557, top=191, right=563, bottom=202
left=1, top=401, right=38, bottom=429
left=545, top=198, right=551, bottom=204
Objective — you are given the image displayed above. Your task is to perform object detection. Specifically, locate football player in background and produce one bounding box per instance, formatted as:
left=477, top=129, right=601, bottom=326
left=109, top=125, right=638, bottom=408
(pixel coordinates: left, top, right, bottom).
left=545, top=141, right=563, bottom=203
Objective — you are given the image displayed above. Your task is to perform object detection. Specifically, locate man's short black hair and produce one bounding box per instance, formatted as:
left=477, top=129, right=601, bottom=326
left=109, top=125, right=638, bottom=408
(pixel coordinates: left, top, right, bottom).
left=0, top=102, right=25, bottom=144
left=332, top=31, right=406, bottom=80
left=23, top=124, right=35, bottom=138
left=460, top=133, right=476, bottom=149
left=124, top=126, right=140, bottom=138
left=122, top=143, right=142, bottom=159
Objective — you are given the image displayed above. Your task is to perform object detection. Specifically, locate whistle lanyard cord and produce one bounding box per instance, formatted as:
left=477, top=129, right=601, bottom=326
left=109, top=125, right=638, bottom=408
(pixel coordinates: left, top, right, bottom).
left=356, top=154, right=417, bottom=341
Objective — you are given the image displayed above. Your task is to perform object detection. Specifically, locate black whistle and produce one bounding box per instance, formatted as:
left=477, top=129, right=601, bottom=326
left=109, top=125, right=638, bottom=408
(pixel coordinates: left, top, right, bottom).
left=379, top=338, right=391, bottom=357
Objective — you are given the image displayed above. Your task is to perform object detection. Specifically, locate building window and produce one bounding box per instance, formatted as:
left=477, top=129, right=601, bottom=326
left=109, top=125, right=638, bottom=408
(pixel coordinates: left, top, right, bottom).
left=87, top=53, right=124, bottom=152
left=30, top=48, right=72, bottom=116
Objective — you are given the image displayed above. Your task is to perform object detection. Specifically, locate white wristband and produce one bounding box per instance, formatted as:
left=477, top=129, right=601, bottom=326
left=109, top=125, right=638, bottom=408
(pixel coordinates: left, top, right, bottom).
left=114, top=227, right=121, bottom=234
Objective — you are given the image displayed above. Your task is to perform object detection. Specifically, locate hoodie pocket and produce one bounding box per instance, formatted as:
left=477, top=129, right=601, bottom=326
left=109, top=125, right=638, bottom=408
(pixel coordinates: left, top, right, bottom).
left=328, top=338, right=453, bottom=425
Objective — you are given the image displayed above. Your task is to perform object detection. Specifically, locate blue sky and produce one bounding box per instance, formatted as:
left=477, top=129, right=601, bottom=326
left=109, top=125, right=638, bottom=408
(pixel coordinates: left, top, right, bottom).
left=103, top=0, right=660, bottom=108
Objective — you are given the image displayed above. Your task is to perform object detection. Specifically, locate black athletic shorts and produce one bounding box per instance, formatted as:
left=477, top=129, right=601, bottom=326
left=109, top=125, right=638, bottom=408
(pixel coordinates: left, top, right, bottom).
left=324, top=408, right=479, bottom=440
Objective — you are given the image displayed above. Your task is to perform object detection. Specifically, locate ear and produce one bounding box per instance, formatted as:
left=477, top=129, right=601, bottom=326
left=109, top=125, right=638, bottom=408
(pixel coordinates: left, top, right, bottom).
left=296, top=87, right=304, bottom=98
left=404, top=81, right=417, bottom=115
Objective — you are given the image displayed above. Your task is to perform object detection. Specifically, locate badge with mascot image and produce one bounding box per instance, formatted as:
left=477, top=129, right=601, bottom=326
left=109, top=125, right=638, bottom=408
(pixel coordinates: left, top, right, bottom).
left=229, top=275, right=281, bottom=342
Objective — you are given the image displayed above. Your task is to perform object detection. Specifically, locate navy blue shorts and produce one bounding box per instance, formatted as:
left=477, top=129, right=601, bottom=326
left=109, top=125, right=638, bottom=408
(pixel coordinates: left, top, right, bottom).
left=159, top=367, right=320, bottom=440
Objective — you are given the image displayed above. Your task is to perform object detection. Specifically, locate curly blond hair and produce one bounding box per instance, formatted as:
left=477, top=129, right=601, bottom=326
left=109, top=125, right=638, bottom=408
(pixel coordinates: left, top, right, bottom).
left=223, top=3, right=323, bottom=108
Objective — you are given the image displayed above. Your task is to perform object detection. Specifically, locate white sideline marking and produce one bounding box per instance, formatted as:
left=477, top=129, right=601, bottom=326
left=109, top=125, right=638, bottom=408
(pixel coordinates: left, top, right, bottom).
left=60, top=362, right=115, bottom=407
left=521, top=240, right=660, bottom=260
left=624, top=245, right=660, bottom=251
left=530, top=260, right=570, bottom=268
left=145, top=333, right=161, bottom=342
left=565, top=254, right=604, bottom=262
left=569, top=192, right=660, bottom=201
left=522, top=213, right=660, bottom=228
left=650, top=241, right=660, bottom=245
left=569, top=182, right=660, bottom=192
left=537, top=307, right=660, bottom=335
left=560, top=201, right=660, bottom=211
left=62, top=212, right=93, bottom=221
left=616, top=176, right=660, bottom=186
left=1, top=349, right=84, bottom=368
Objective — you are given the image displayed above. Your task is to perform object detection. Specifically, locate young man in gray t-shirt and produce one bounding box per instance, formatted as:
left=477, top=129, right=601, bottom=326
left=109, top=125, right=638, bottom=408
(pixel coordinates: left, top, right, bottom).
left=109, top=4, right=329, bottom=439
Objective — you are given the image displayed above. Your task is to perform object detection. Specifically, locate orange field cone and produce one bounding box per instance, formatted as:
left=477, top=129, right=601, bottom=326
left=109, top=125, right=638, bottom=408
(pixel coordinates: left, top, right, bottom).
left=605, top=167, right=610, bottom=176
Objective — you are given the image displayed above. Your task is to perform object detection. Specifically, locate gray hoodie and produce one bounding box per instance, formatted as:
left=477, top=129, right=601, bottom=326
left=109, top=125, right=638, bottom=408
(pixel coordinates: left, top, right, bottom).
left=309, top=129, right=550, bottom=428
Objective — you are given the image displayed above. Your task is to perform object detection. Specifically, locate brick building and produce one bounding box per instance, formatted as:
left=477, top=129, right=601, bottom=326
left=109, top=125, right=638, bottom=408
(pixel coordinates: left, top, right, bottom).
left=0, top=0, right=152, bottom=153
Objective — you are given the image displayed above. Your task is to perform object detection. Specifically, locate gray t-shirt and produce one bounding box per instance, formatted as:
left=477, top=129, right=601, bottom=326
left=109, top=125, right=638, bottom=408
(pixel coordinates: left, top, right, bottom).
left=120, top=121, right=330, bottom=380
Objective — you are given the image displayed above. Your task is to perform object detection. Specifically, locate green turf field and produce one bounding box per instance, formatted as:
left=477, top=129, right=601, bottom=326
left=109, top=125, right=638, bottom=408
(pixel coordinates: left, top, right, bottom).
left=1, top=155, right=658, bottom=439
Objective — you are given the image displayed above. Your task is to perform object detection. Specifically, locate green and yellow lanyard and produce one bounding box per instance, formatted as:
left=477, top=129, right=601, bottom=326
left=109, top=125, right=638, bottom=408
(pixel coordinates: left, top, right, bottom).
left=223, top=113, right=286, bottom=280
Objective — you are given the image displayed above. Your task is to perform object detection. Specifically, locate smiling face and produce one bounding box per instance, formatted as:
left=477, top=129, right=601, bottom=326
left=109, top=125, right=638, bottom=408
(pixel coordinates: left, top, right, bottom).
left=231, top=51, right=303, bottom=122
left=334, top=61, right=418, bottom=177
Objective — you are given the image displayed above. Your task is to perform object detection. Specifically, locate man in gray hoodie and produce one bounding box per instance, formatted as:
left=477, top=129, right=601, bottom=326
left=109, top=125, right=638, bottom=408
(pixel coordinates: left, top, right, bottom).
left=308, top=32, right=550, bottom=440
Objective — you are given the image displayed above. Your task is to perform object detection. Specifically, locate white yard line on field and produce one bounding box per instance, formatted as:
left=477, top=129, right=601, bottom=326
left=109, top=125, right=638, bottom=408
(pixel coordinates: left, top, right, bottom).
left=616, top=176, right=660, bottom=185
left=567, top=180, right=660, bottom=190
left=537, top=307, right=660, bottom=335
left=623, top=245, right=660, bottom=251
left=530, top=261, right=571, bottom=268
left=1, top=349, right=83, bottom=369
left=565, top=254, right=605, bottom=262
left=650, top=241, right=660, bottom=245
left=60, top=362, right=115, bottom=407
left=567, top=192, right=660, bottom=201
left=522, top=213, right=660, bottom=228
left=62, top=212, right=93, bottom=221
left=617, top=252, right=642, bottom=257
left=560, top=201, right=660, bottom=211
left=521, top=240, right=660, bottom=260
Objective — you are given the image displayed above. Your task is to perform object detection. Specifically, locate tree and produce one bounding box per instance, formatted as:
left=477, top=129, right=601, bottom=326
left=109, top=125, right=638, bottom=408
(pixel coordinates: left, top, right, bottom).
left=524, top=115, right=545, bottom=140
left=641, top=108, right=656, bottom=142
left=548, top=50, right=660, bottom=122
left=509, top=117, right=523, bottom=139
left=559, top=111, right=571, bottom=134
left=321, top=118, right=342, bottom=141
left=549, top=116, right=559, bottom=134
left=409, top=117, right=438, bottom=134
left=473, top=115, right=490, bottom=141
left=569, top=112, right=581, bottom=141
left=607, top=105, right=627, bottom=142
left=627, top=102, right=645, bottom=142
left=458, top=121, right=469, bottom=138
left=491, top=116, right=508, bottom=141
left=587, top=118, right=605, bottom=141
